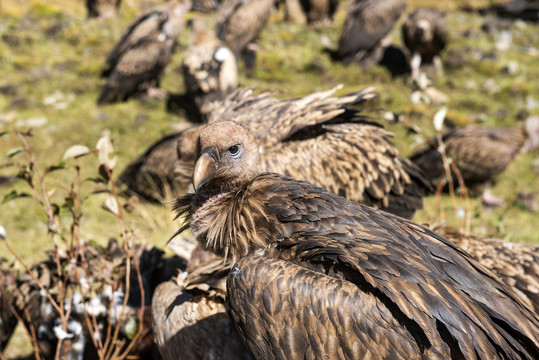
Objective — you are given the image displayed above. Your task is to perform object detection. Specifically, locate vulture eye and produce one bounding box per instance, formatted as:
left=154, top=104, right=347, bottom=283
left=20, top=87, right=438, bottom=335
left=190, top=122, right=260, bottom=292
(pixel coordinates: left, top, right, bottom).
left=227, top=145, right=241, bottom=158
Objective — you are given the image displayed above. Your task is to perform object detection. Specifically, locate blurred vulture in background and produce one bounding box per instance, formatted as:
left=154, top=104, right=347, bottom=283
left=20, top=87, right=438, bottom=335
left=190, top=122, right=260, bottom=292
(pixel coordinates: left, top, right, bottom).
left=192, top=0, right=225, bottom=13
left=492, top=0, right=539, bottom=21
left=118, top=86, right=432, bottom=219
left=410, top=116, right=539, bottom=192
left=182, top=18, right=238, bottom=121
left=437, top=227, right=539, bottom=315
left=2, top=240, right=183, bottom=360
left=86, top=0, right=121, bottom=19
left=214, top=0, right=275, bottom=72
left=299, top=0, right=340, bottom=25
left=152, top=254, right=253, bottom=360
left=0, top=258, right=17, bottom=352
left=98, top=0, right=192, bottom=105
left=334, top=0, right=407, bottom=65
left=402, top=8, right=449, bottom=80
left=172, top=120, right=539, bottom=359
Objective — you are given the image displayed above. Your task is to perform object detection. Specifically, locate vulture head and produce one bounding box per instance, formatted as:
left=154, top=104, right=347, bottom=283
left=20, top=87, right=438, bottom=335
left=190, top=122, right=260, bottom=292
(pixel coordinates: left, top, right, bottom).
left=414, top=18, right=434, bottom=43
left=193, top=120, right=259, bottom=193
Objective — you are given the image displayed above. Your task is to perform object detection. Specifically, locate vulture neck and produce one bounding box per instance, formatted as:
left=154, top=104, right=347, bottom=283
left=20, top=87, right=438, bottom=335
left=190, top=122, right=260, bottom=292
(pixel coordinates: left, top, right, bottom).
left=176, top=174, right=274, bottom=263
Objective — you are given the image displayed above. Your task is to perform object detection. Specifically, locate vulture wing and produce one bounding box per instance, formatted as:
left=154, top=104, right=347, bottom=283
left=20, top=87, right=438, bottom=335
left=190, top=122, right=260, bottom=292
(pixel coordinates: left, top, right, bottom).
left=220, top=174, right=539, bottom=359
left=439, top=227, right=539, bottom=315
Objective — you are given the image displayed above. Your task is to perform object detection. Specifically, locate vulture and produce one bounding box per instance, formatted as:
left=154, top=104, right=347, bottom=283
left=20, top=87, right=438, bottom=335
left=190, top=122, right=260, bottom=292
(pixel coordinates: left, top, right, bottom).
left=172, top=120, right=539, bottom=359
left=182, top=18, right=238, bottom=121
left=437, top=226, right=539, bottom=315
left=97, top=0, right=191, bottom=105
left=493, top=0, right=539, bottom=21
left=192, top=0, right=225, bottom=13
left=152, top=254, right=253, bottom=360
left=409, top=116, right=539, bottom=190
left=6, top=240, right=181, bottom=360
left=298, top=0, right=340, bottom=25
left=402, top=8, right=449, bottom=80
left=0, top=258, right=17, bottom=351
left=334, top=0, right=407, bottom=65
left=214, top=0, right=275, bottom=70
left=86, top=0, right=121, bottom=19
left=118, top=86, right=432, bottom=219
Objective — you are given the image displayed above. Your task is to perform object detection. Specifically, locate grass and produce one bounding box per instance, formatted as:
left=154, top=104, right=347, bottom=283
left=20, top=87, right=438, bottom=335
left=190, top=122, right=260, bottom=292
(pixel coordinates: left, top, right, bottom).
left=0, top=0, right=538, bottom=357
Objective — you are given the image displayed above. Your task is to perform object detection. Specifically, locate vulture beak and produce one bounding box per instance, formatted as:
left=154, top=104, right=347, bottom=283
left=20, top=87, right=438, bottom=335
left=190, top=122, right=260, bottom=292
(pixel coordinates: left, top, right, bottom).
left=193, top=146, right=219, bottom=191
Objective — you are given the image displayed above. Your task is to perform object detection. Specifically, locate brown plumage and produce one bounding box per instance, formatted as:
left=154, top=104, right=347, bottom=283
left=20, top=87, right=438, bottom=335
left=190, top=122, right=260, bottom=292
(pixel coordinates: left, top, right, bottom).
left=182, top=18, right=238, bottom=121
left=0, top=258, right=17, bottom=351
left=152, top=255, right=252, bottom=360
left=98, top=0, right=191, bottom=105
left=86, top=0, right=121, bottom=19
left=192, top=0, right=225, bottom=13
left=119, top=87, right=431, bottom=218
left=437, top=227, right=539, bottom=315
left=335, top=0, right=407, bottom=65
left=173, top=120, right=539, bottom=359
left=410, top=116, right=539, bottom=189
left=402, top=8, right=449, bottom=79
left=214, top=0, right=275, bottom=64
left=299, top=0, right=340, bottom=24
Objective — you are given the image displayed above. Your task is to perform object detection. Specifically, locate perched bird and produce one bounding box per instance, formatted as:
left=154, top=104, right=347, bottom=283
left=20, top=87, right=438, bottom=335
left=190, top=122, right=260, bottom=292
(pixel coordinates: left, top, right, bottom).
left=182, top=18, right=238, bottom=121
left=0, top=258, right=17, bottom=352
left=192, top=0, right=225, bottom=13
left=98, top=0, right=191, bottom=105
left=86, top=0, right=121, bottom=19
left=214, top=0, right=275, bottom=71
left=118, top=86, right=431, bottom=219
left=334, top=0, right=407, bottom=65
left=298, top=0, right=340, bottom=25
left=402, top=8, right=449, bottom=80
left=173, top=120, right=539, bottom=359
left=409, top=116, right=539, bottom=190
left=437, top=226, right=539, bottom=315
left=10, top=240, right=181, bottom=360
left=152, top=255, right=253, bottom=360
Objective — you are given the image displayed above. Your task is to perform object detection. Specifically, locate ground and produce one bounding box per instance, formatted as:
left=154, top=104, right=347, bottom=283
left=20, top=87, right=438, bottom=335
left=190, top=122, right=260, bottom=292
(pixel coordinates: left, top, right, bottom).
left=0, top=0, right=538, bottom=358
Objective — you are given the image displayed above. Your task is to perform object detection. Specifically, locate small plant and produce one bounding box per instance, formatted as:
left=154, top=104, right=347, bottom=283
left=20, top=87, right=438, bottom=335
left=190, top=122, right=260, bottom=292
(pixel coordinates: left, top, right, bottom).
left=1, top=129, right=149, bottom=360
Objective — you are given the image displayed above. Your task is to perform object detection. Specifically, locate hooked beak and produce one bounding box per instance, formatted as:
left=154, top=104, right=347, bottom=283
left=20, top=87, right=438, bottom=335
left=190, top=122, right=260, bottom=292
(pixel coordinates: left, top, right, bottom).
left=193, top=146, right=218, bottom=192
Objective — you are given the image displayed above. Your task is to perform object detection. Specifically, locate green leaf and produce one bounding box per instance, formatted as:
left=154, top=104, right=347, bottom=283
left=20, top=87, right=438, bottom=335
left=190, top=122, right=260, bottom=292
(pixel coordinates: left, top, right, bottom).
left=6, top=148, right=24, bottom=158
left=45, top=162, right=67, bottom=174
left=2, top=190, right=31, bottom=203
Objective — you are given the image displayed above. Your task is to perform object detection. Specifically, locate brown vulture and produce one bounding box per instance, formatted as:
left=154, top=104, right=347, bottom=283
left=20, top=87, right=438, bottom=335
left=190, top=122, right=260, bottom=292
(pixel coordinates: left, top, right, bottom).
left=214, top=0, right=275, bottom=70
left=118, top=86, right=432, bottom=219
left=402, top=8, right=449, bottom=80
left=437, top=226, right=539, bottom=315
left=5, top=240, right=181, bottom=360
left=182, top=18, right=238, bottom=121
left=298, top=0, right=340, bottom=25
left=86, top=0, right=121, bottom=19
left=0, top=258, right=18, bottom=352
left=152, top=254, right=253, bottom=360
left=335, top=0, right=407, bottom=65
left=97, top=0, right=191, bottom=105
left=172, top=120, right=539, bottom=359
left=409, top=116, right=539, bottom=190
left=192, top=0, right=225, bottom=13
